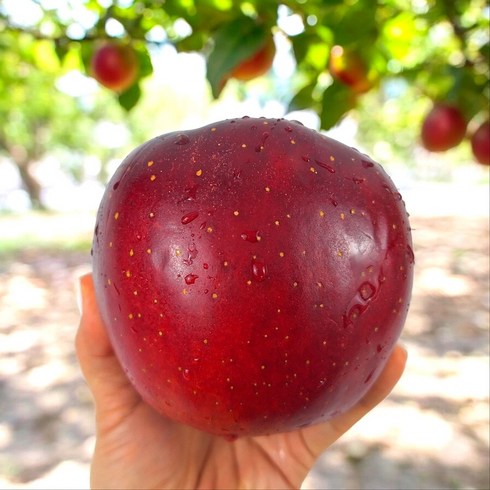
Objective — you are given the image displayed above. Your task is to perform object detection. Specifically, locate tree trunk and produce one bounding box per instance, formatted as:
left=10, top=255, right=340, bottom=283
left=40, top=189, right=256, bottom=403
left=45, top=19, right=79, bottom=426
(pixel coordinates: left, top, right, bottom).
left=16, top=161, right=46, bottom=210
left=9, top=144, right=47, bottom=210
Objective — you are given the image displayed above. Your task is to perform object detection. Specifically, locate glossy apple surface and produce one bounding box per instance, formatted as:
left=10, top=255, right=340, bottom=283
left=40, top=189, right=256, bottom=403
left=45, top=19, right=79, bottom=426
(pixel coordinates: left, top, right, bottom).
left=92, top=117, right=414, bottom=439
left=91, top=42, right=138, bottom=92
left=421, top=104, right=467, bottom=152
left=471, top=121, right=490, bottom=166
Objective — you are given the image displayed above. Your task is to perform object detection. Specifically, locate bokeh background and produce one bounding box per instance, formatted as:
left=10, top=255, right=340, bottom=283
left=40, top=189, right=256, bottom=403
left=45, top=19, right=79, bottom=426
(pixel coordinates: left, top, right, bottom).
left=0, top=1, right=489, bottom=488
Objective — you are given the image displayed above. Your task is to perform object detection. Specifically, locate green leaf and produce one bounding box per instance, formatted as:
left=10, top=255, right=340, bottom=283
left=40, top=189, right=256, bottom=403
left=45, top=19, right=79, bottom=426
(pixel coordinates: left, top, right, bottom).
left=288, top=82, right=317, bottom=112
left=175, top=32, right=207, bottom=52
left=320, top=82, right=356, bottom=130
left=80, top=40, right=95, bottom=75
left=118, top=83, right=141, bottom=111
left=134, top=43, right=153, bottom=78
left=54, top=38, right=70, bottom=63
left=206, top=16, right=270, bottom=98
left=329, top=1, right=378, bottom=46
left=33, top=40, right=60, bottom=72
left=291, top=32, right=311, bottom=66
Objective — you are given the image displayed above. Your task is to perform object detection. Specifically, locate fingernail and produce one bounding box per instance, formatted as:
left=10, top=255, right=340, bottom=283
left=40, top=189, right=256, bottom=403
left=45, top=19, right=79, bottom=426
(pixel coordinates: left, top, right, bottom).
left=76, top=276, right=84, bottom=315
left=76, top=273, right=91, bottom=315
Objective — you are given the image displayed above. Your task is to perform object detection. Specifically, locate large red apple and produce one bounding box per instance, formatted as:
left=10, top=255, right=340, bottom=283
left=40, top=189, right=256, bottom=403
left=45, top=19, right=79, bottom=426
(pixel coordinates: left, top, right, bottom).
left=92, top=117, right=414, bottom=439
left=328, top=45, right=373, bottom=94
left=90, top=42, right=138, bottom=92
left=229, top=37, right=276, bottom=81
left=470, top=121, right=490, bottom=166
left=421, top=104, right=467, bottom=152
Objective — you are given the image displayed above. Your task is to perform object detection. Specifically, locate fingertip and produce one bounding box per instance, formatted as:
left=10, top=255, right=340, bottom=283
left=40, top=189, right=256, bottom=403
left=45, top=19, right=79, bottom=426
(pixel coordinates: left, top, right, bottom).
left=75, top=273, right=92, bottom=315
left=389, top=343, right=408, bottom=382
left=78, top=273, right=95, bottom=314
left=76, top=272, right=113, bottom=359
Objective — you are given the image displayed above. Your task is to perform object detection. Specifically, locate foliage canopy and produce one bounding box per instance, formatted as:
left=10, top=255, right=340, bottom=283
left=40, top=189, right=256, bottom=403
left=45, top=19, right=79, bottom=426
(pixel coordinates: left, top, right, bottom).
left=1, top=0, right=488, bottom=126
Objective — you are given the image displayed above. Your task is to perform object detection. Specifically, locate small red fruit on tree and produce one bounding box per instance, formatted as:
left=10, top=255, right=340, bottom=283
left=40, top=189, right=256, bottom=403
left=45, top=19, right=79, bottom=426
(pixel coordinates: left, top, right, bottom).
left=421, top=104, right=467, bottom=152
left=328, top=45, right=373, bottom=94
left=90, top=42, right=139, bottom=92
left=229, top=37, right=276, bottom=81
left=92, top=117, right=414, bottom=439
left=470, top=121, right=490, bottom=166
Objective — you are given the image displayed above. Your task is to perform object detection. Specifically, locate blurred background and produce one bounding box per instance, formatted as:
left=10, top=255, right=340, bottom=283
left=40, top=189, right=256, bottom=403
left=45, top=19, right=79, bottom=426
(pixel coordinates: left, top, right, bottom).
left=0, top=0, right=488, bottom=488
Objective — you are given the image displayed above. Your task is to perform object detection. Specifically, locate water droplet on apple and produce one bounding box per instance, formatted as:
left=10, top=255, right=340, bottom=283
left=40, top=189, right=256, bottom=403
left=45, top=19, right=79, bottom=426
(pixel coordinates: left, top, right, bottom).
left=394, top=192, right=403, bottom=201
left=364, top=369, right=376, bottom=383
left=183, top=243, right=198, bottom=265
left=285, top=126, right=293, bottom=133
left=406, top=244, right=415, bottom=264
left=113, top=181, right=120, bottom=190
left=203, top=263, right=209, bottom=270
left=184, top=273, right=199, bottom=285
left=314, top=159, right=335, bottom=173
left=376, top=344, right=384, bottom=353
left=359, top=282, right=376, bottom=300
left=352, top=176, right=365, bottom=184
left=255, top=132, right=270, bottom=152
left=181, top=211, right=199, bottom=225
left=343, top=304, right=364, bottom=328
left=182, top=368, right=190, bottom=380
left=252, top=258, right=267, bottom=282
left=361, top=159, right=374, bottom=168
left=175, top=134, right=190, bottom=145
left=241, top=230, right=260, bottom=243
left=184, top=184, right=198, bottom=201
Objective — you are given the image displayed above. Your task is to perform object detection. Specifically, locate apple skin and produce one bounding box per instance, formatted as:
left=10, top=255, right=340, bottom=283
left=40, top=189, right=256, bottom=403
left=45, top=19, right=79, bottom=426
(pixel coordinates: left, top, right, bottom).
left=91, top=42, right=138, bottom=92
left=230, top=37, right=276, bottom=81
left=92, top=117, right=414, bottom=439
left=471, top=121, right=490, bottom=166
left=421, top=104, right=467, bottom=152
left=328, top=45, right=372, bottom=94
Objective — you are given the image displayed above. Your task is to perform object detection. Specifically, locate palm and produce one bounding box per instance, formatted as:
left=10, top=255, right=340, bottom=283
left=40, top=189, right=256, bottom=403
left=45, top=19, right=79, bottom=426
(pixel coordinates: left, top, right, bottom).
left=93, top=396, right=319, bottom=489
left=77, top=273, right=406, bottom=490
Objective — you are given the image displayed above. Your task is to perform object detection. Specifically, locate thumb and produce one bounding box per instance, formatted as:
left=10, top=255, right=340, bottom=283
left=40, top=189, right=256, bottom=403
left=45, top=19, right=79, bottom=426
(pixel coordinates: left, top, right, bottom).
left=76, top=273, right=141, bottom=419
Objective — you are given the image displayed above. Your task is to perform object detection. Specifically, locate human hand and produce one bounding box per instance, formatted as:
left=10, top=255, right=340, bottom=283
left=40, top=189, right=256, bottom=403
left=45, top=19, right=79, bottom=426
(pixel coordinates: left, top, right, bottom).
left=76, top=273, right=407, bottom=490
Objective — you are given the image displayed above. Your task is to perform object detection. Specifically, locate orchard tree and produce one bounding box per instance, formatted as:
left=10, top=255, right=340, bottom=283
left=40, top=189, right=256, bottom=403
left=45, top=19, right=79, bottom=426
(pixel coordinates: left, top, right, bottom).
left=1, top=0, right=489, bottom=166
left=0, top=29, right=136, bottom=209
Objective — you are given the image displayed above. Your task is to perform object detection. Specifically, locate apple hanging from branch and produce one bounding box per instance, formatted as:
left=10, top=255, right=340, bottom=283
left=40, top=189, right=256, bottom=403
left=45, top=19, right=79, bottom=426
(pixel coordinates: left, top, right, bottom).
left=229, top=36, right=276, bottom=81
left=92, top=117, right=414, bottom=439
left=470, top=121, right=490, bottom=166
left=328, top=45, right=373, bottom=95
left=90, top=42, right=139, bottom=92
left=420, top=103, right=467, bottom=152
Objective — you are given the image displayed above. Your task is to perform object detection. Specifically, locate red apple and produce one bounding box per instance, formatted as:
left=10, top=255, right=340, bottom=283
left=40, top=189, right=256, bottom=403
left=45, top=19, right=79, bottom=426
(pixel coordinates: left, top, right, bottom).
left=471, top=121, right=490, bottom=166
left=90, top=42, right=138, bottom=92
left=421, top=104, right=467, bottom=152
left=230, top=37, right=276, bottom=81
left=328, top=45, right=372, bottom=94
left=92, top=117, right=414, bottom=439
